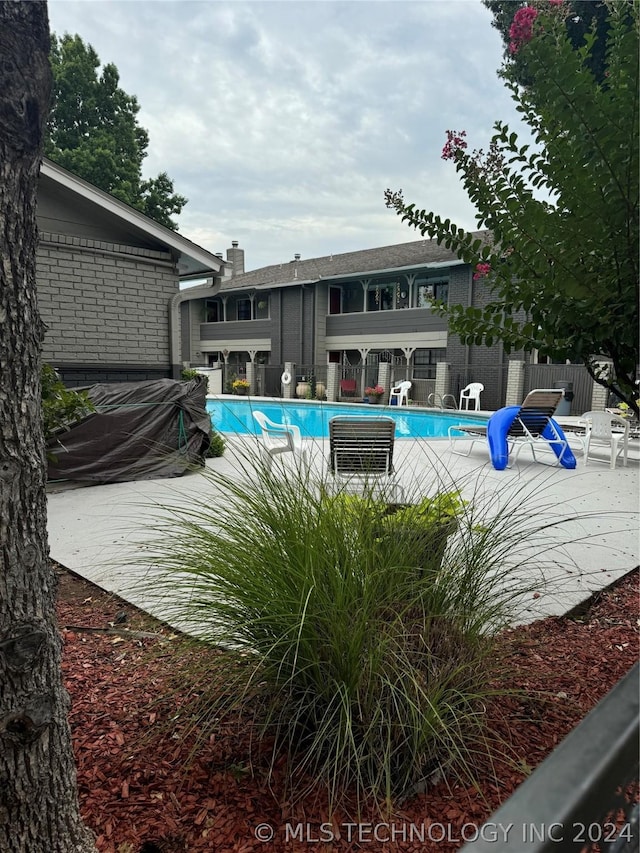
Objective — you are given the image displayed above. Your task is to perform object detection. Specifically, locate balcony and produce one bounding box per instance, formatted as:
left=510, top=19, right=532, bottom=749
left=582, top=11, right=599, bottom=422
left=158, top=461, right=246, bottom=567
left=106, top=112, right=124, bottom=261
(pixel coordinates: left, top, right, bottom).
left=200, top=318, right=273, bottom=342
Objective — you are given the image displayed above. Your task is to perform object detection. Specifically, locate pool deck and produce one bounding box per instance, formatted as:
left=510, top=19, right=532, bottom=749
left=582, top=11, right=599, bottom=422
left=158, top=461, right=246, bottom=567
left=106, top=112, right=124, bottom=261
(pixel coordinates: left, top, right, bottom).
left=47, top=419, right=639, bottom=631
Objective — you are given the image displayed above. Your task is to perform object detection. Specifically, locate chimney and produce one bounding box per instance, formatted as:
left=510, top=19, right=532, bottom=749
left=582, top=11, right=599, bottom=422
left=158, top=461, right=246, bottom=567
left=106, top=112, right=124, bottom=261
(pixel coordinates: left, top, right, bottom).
left=226, top=240, right=245, bottom=277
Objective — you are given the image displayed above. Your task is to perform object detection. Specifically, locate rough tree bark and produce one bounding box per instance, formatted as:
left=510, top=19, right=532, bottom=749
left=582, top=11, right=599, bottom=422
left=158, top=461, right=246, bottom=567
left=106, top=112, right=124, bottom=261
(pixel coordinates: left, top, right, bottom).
left=0, top=2, right=97, bottom=850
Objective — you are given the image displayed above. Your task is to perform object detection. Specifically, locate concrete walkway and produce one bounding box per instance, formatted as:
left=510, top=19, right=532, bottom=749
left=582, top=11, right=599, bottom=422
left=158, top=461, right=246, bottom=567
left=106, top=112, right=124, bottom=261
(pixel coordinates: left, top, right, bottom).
left=47, top=432, right=639, bottom=630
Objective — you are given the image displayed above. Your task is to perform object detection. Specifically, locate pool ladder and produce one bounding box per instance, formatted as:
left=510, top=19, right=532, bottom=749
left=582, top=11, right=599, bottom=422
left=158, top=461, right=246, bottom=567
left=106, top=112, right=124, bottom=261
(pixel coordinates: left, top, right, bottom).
left=427, top=392, right=458, bottom=410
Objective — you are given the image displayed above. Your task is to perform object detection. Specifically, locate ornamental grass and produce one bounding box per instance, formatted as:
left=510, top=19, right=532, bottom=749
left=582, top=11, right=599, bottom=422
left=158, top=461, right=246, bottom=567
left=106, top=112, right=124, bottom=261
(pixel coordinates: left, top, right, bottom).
left=140, top=445, right=550, bottom=810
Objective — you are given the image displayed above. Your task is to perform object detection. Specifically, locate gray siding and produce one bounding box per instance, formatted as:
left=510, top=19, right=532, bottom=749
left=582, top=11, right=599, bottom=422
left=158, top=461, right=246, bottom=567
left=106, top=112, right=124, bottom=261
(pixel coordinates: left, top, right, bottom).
left=326, top=308, right=447, bottom=337
left=200, top=319, right=273, bottom=341
left=302, top=285, right=315, bottom=364
left=38, top=179, right=159, bottom=248
left=272, top=291, right=283, bottom=363
left=37, top=232, right=177, bottom=371
left=280, top=287, right=304, bottom=362
left=180, top=302, right=192, bottom=364
left=315, top=286, right=329, bottom=363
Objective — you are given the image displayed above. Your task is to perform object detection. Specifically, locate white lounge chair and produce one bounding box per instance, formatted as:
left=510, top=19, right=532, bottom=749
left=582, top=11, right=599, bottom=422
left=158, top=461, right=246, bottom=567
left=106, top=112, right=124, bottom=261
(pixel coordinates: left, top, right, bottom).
left=328, top=416, right=404, bottom=502
left=253, top=411, right=307, bottom=470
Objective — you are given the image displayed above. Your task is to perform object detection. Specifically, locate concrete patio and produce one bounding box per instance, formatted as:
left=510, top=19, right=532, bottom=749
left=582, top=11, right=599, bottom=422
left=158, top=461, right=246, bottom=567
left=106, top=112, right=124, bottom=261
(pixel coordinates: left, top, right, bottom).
left=47, top=431, right=639, bottom=630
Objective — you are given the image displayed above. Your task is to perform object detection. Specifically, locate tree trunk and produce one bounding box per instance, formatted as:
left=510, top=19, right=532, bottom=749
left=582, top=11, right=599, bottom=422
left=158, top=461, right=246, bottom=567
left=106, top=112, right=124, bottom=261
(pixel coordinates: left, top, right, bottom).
left=0, top=3, right=97, bottom=850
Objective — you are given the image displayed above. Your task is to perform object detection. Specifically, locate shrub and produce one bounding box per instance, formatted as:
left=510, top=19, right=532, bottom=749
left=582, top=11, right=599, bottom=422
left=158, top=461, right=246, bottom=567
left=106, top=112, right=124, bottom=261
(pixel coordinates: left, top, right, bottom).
left=181, top=368, right=201, bottom=381
left=206, top=430, right=226, bottom=458
left=143, top=450, right=542, bottom=809
left=41, top=363, right=94, bottom=443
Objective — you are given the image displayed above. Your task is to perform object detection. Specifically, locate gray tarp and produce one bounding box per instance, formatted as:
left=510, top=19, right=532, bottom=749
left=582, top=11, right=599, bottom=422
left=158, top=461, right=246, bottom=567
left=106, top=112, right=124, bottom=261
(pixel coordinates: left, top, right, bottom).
left=47, top=378, right=211, bottom=483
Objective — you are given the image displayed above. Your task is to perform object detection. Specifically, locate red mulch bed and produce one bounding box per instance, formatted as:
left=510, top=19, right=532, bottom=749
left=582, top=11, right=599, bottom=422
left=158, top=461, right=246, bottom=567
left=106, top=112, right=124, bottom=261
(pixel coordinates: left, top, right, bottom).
left=56, top=563, right=639, bottom=853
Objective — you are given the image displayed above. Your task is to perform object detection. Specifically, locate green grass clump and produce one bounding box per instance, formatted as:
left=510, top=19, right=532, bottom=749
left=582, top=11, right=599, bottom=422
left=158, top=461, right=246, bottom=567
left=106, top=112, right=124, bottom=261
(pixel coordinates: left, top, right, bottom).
left=205, top=429, right=226, bottom=458
left=144, top=450, right=537, bottom=808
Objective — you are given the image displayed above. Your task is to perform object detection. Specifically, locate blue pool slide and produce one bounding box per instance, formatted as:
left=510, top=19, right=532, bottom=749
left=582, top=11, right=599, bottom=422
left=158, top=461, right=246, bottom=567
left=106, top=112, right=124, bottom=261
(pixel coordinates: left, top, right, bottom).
left=487, top=406, right=577, bottom=471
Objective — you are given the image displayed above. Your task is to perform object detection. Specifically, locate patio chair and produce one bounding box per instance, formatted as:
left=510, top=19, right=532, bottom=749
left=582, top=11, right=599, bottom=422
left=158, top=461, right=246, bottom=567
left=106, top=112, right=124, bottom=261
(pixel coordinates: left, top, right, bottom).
left=459, top=382, right=484, bottom=411
left=389, top=380, right=412, bottom=407
left=253, top=411, right=308, bottom=470
left=339, top=378, right=357, bottom=397
left=328, top=416, right=405, bottom=501
left=448, top=388, right=576, bottom=470
left=576, top=411, right=630, bottom=469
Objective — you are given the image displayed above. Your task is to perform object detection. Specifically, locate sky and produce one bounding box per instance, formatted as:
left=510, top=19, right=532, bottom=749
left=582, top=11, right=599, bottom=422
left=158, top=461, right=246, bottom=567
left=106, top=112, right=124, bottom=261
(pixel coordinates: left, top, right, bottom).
left=47, top=0, right=530, bottom=272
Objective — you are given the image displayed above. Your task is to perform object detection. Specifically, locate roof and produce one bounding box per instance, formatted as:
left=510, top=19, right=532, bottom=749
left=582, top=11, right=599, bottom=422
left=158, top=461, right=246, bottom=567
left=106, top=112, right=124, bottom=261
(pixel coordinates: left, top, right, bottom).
left=219, top=231, right=490, bottom=292
left=40, top=159, right=225, bottom=278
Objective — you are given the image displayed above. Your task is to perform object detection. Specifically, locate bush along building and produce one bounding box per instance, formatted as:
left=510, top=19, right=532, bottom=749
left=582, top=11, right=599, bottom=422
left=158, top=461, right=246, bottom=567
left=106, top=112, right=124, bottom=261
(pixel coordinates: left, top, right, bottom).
left=178, top=237, right=601, bottom=414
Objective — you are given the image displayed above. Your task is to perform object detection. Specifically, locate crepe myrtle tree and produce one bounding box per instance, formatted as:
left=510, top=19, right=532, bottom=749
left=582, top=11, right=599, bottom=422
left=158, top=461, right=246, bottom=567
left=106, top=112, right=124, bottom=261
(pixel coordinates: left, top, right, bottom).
left=386, top=0, right=639, bottom=415
left=483, top=0, right=613, bottom=85
left=0, top=2, right=97, bottom=850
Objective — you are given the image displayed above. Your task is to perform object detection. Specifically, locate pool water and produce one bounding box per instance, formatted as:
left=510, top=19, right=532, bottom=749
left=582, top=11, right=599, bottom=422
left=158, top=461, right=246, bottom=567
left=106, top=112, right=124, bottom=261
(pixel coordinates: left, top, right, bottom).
left=206, top=397, right=486, bottom=439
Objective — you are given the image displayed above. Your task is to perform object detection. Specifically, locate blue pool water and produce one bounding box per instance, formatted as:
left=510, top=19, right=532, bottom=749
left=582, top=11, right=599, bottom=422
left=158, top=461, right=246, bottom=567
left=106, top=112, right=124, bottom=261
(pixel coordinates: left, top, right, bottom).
left=206, top=397, right=486, bottom=439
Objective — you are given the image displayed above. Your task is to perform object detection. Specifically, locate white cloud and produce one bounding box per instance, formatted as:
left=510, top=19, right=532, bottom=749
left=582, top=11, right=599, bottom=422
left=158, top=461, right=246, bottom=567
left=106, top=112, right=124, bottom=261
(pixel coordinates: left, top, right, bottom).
left=47, top=0, right=528, bottom=270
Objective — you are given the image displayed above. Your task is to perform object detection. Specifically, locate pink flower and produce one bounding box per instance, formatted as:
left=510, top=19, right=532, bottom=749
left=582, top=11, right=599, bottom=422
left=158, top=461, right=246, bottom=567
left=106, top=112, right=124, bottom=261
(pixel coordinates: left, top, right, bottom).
left=508, top=6, right=538, bottom=54
left=473, top=262, right=492, bottom=280
left=548, top=0, right=563, bottom=5
left=441, top=129, right=467, bottom=161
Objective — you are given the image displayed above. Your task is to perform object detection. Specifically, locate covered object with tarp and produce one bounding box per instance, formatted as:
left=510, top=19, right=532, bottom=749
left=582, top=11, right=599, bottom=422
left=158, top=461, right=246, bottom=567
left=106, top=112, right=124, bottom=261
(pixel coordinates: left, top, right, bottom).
left=47, top=378, right=212, bottom=483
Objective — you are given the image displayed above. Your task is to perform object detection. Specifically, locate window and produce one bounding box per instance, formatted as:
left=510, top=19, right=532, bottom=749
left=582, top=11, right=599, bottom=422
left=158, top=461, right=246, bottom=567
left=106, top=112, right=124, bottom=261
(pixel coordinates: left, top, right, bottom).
left=415, top=278, right=449, bottom=308
left=395, top=282, right=410, bottom=310
left=236, top=299, right=252, bottom=320
left=329, top=287, right=341, bottom=315
left=205, top=299, right=221, bottom=322
left=367, top=284, right=394, bottom=311
left=412, top=348, right=446, bottom=379
left=255, top=296, right=269, bottom=319
left=341, top=283, right=364, bottom=314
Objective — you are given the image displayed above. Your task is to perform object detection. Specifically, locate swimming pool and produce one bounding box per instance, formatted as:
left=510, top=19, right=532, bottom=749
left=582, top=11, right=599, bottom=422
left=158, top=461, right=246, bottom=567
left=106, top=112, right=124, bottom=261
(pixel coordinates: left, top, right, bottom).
left=206, top=396, right=487, bottom=439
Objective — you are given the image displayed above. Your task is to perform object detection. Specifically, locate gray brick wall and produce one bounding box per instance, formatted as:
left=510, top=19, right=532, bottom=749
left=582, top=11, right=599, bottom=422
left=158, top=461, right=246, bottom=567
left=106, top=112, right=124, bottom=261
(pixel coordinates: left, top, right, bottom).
left=37, top=232, right=178, bottom=369
left=445, top=266, right=530, bottom=409
left=53, top=364, right=171, bottom=388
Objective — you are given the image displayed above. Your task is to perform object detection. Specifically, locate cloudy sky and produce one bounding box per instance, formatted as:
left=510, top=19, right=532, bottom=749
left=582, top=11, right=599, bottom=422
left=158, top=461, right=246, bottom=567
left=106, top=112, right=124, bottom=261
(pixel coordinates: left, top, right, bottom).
left=47, top=0, right=529, bottom=271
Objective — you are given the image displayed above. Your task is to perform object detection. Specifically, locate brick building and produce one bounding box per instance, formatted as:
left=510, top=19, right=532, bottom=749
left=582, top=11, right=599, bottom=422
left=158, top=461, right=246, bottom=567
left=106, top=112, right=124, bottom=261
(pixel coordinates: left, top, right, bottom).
left=37, top=159, right=224, bottom=386
left=178, top=236, right=533, bottom=410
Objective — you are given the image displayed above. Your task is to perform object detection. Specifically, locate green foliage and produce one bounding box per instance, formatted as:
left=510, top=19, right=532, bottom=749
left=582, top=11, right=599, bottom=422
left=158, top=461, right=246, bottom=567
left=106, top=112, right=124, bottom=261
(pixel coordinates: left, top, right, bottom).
left=206, top=430, right=226, bottom=458
left=46, top=34, right=187, bottom=230
left=386, top=1, right=639, bottom=415
left=231, top=378, right=250, bottom=393
left=142, top=451, right=543, bottom=808
left=483, top=1, right=612, bottom=84
left=41, top=364, right=94, bottom=443
left=180, top=368, right=201, bottom=381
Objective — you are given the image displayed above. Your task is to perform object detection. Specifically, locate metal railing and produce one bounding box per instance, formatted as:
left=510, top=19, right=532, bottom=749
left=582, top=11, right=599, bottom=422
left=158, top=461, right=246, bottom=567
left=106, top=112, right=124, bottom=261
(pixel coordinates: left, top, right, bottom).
left=460, top=663, right=639, bottom=853
left=219, top=361, right=599, bottom=415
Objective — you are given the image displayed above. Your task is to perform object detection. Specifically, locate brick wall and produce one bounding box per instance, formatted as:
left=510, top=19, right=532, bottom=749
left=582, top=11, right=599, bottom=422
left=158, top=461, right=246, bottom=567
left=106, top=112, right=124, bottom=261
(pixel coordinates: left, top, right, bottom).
left=444, top=266, right=532, bottom=409
left=37, top=232, right=178, bottom=374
